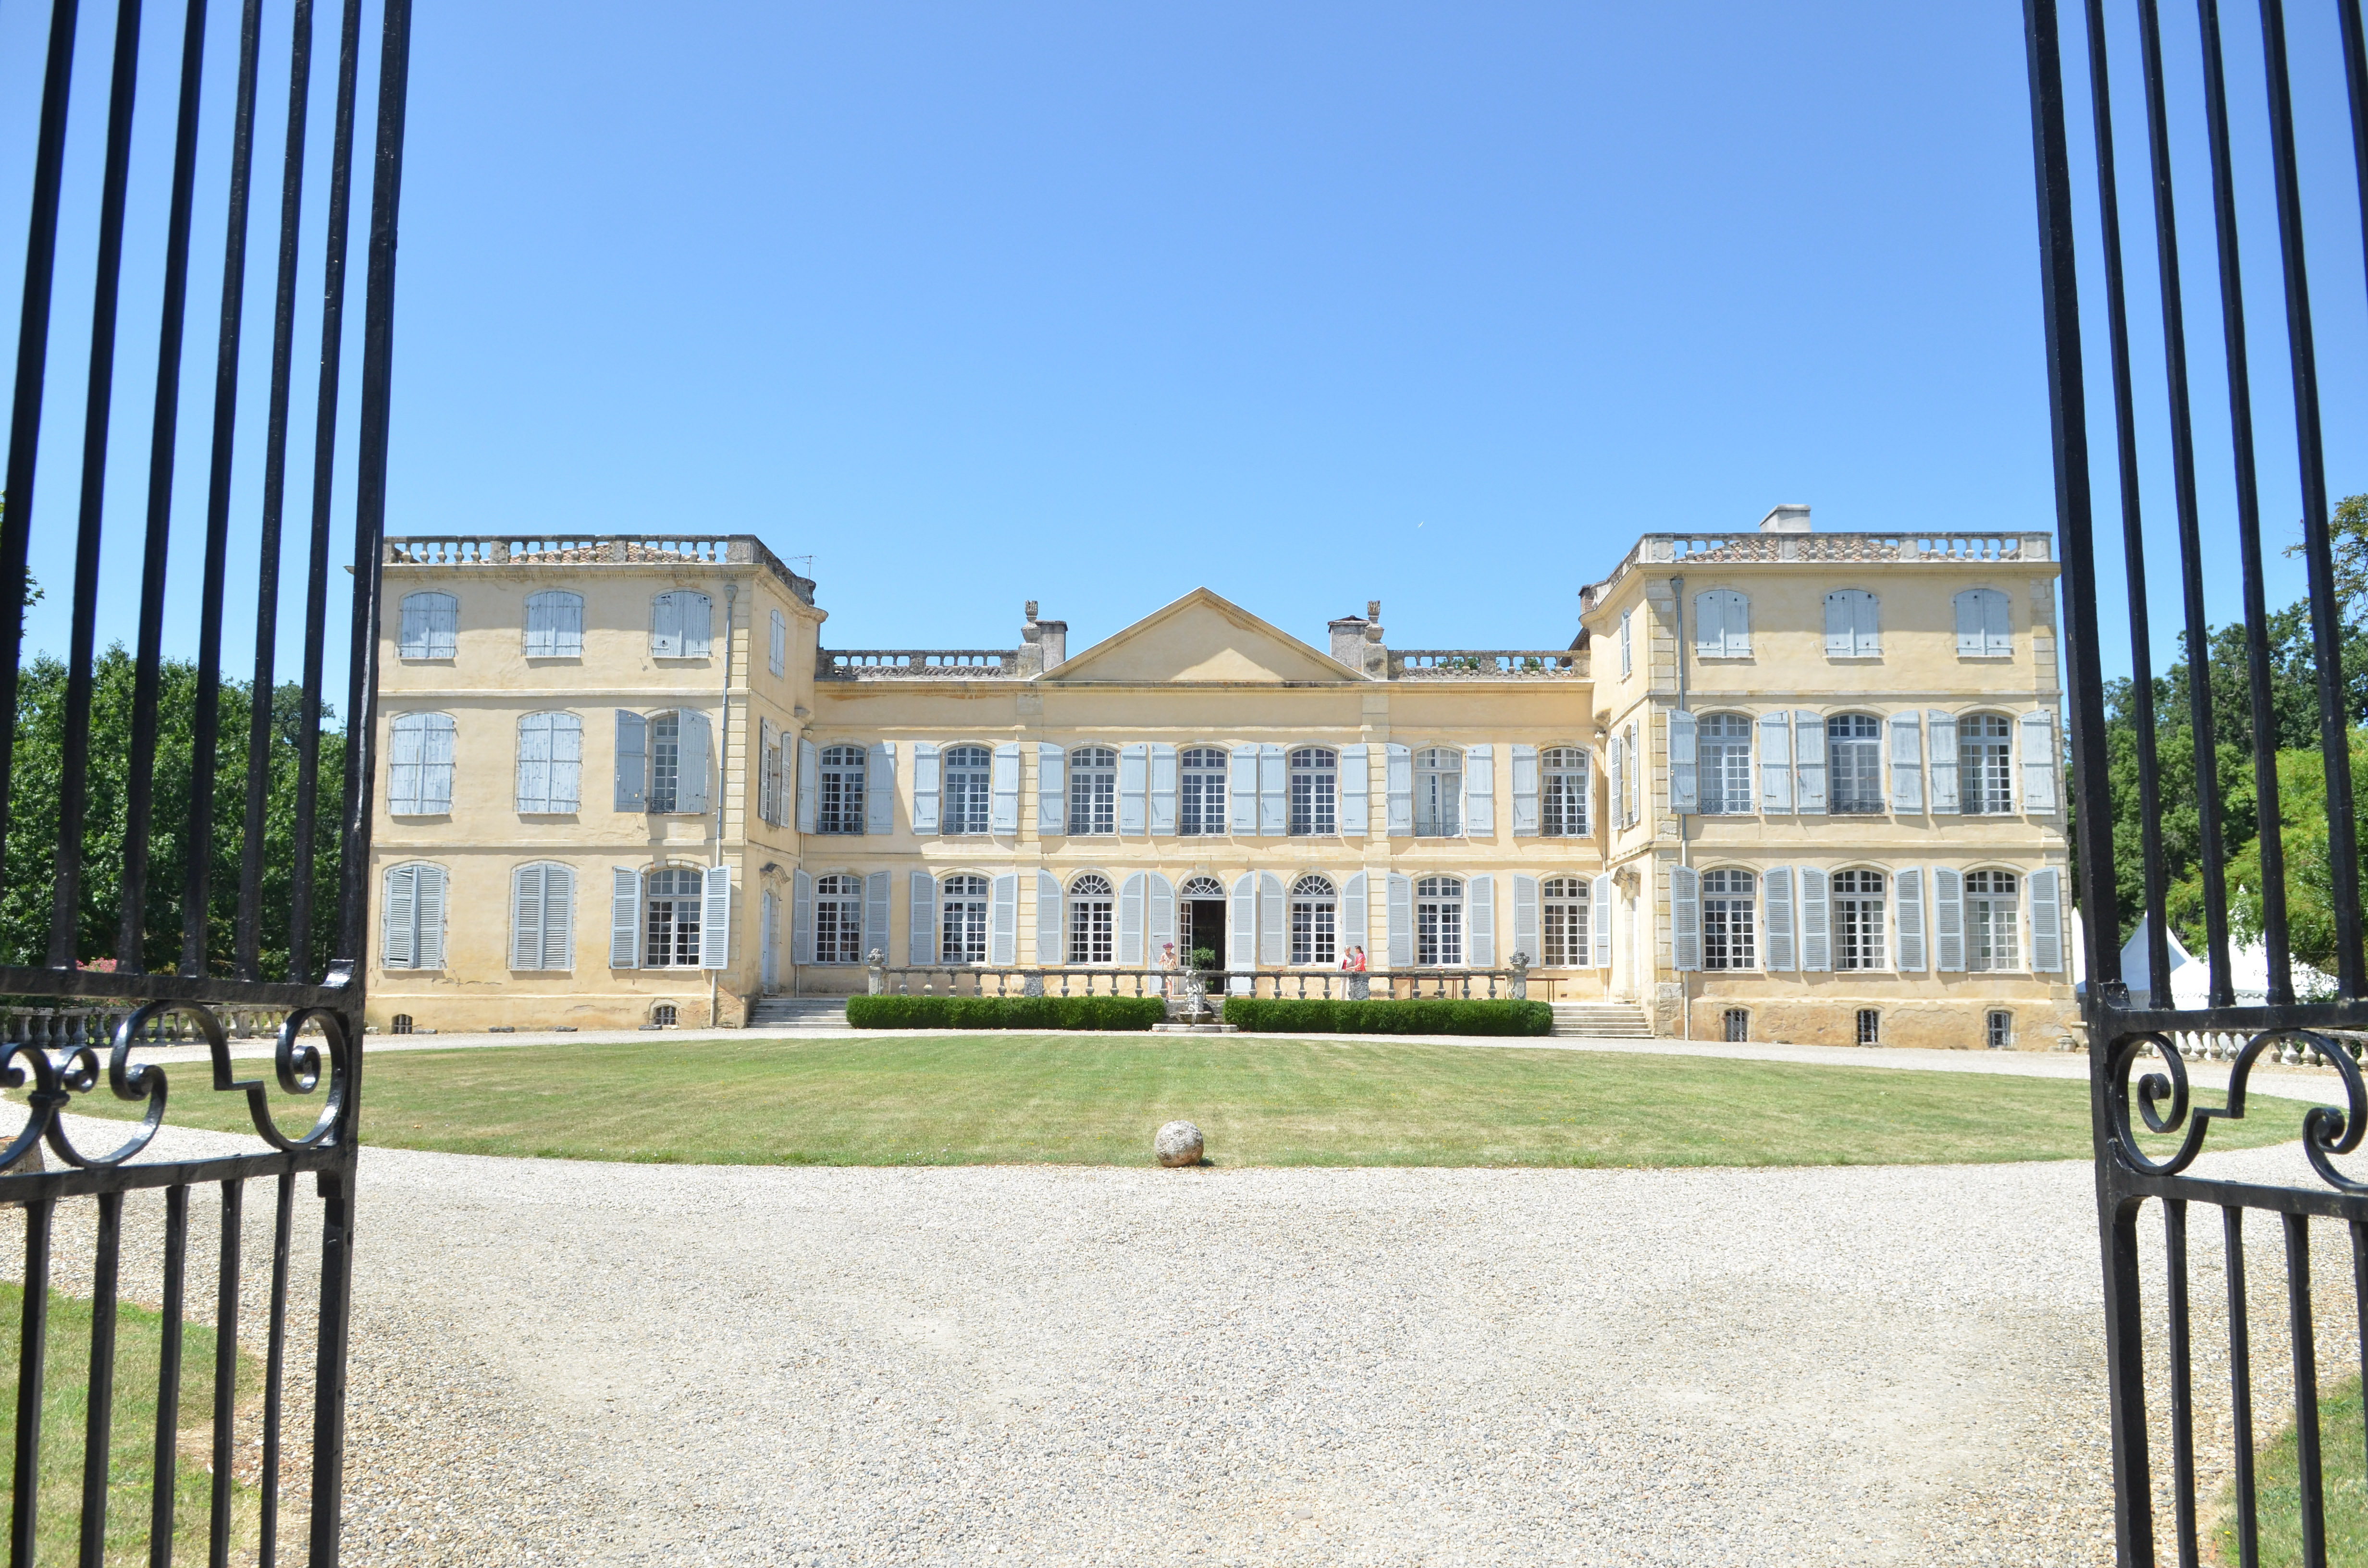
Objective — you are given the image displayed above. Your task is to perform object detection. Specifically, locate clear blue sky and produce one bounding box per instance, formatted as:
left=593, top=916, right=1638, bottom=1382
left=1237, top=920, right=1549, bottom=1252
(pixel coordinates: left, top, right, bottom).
left=0, top=0, right=2361, bottom=697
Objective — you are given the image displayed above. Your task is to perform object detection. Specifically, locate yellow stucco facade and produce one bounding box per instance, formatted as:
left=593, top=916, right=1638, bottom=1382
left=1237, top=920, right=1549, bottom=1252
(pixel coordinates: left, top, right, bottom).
left=366, top=513, right=2074, bottom=1048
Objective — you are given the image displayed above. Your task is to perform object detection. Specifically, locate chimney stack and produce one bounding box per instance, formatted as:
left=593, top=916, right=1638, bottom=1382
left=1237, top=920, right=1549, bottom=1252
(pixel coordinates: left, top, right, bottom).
left=1759, top=503, right=1812, bottom=533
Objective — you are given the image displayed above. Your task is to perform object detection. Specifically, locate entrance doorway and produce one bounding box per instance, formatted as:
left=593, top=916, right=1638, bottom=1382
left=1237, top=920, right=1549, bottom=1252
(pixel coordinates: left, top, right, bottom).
left=1179, top=876, right=1227, bottom=970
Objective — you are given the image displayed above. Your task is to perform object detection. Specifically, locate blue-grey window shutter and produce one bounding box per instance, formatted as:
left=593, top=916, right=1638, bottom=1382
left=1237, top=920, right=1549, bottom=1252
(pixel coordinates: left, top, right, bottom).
left=1464, top=745, right=1496, bottom=836
left=1894, top=867, right=1926, bottom=971
left=1342, top=872, right=1368, bottom=959
left=419, top=715, right=455, bottom=813
left=1038, top=744, right=1066, bottom=832
left=525, top=593, right=555, bottom=658
left=1888, top=712, right=1924, bottom=812
left=1589, top=874, right=1612, bottom=968
left=1985, top=590, right=2012, bottom=655
left=863, top=870, right=890, bottom=965
left=1148, top=744, right=1177, bottom=834
left=1119, top=744, right=1149, bottom=836
left=613, top=867, right=644, bottom=968
left=651, top=592, right=682, bottom=658
left=989, top=874, right=1018, bottom=964
left=1510, top=745, right=1539, bottom=836
left=909, top=871, right=938, bottom=964
left=1926, top=713, right=1959, bottom=813
left=769, top=609, right=787, bottom=676
left=2020, top=710, right=2057, bottom=812
left=701, top=866, right=732, bottom=969
left=414, top=866, right=447, bottom=970
left=796, top=737, right=820, bottom=833
left=866, top=742, right=895, bottom=834
left=1934, top=867, right=1965, bottom=971
left=541, top=865, right=575, bottom=971
left=1229, top=874, right=1258, bottom=979
left=1258, top=872, right=1285, bottom=964
left=1512, top=874, right=1539, bottom=965
left=1119, top=872, right=1147, bottom=964
left=678, top=710, right=714, bottom=816
left=1339, top=744, right=1369, bottom=836
left=1386, top=873, right=1413, bottom=967
left=791, top=869, right=814, bottom=965
left=383, top=865, right=417, bottom=968
left=1757, top=712, right=1791, bottom=813
left=2030, top=868, right=2064, bottom=972
left=1791, top=712, right=1826, bottom=815
left=912, top=743, right=940, bottom=833
left=1258, top=745, right=1286, bottom=835
left=1384, top=744, right=1413, bottom=836
left=1229, top=746, right=1259, bottom=834
left=1668, top=714, right=1697, bottom=814
left=992, top=744, right=1021, bottom=833
left=1147, top=872, right=1176, bottom=958
left=1671, top=866, right=1700, bottom=972
left=1762, top=867, right=1795, bottom=971
left=683, top=593, right=714, bottom=657
left=512, top=864, right=544, bottom=970
left=1467, top=874, right=1495, bottom=966
left=1036, top=870, right=1063, bottom=964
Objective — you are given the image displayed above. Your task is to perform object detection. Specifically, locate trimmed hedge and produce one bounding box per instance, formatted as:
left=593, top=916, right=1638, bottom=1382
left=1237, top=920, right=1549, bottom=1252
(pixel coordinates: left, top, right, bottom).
left=845, top=994, right=1168, bottom=1031
left=1220, top=997, right=1553, bottom=1037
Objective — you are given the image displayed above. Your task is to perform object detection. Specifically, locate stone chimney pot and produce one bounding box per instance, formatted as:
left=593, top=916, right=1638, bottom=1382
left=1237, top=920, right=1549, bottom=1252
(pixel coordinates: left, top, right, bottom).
left=1759, top=504, right=1812, bottom=533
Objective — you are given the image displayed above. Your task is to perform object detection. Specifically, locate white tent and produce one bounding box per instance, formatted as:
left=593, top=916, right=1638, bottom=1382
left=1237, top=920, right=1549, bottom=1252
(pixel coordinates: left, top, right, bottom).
left=2121, top=912, right=2332, bottom=1007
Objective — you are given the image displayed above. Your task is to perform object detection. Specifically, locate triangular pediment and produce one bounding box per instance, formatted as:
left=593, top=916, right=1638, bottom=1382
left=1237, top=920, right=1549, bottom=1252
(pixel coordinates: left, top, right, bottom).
left=1045, top=589, right=1362, bottom=685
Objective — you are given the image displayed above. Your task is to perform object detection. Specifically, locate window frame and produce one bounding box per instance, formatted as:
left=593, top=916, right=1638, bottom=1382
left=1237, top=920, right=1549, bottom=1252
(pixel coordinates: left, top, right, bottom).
left=1696, top=714, right=1753, bottom=816
left=387, top=711, right=456, bottom=816
left=1414, top=874, right=1465, bottom=967
left=1288, top=874, right=1338, bottom=966
left=643, top=863, right=708, bottom=968
left=1540, top=746, right=1591, bottom=837
left=1541, top=876, right=1590, bottom=967
left=1701, top=868, right=1757, bottom=971
left=940, top=873, right=991, bottom=966
left=1414, top=747, right=1462, bottom=838
left=1959, top=713, right=2015, bottom=815
left=1068, top=746, right=1118, bottom=836
left=1965, top=868, right=2022, bottom=972
left=1178, top=746, right=1228, bottom=837
left=1832, top=868, right=1887, bottom=970
left=942, top=744, right=994, bottom=836
left=380, top=860, right=447, bottom=970
left=1827, top=713, right=1886, bottom=816
left=816, top=744, right=867, bottom=835
left=810, top=873, right=865, bottom=966
left=1067, top=872, right=1116, bottom=965
left=1288, top=747, right=1338, bottom=837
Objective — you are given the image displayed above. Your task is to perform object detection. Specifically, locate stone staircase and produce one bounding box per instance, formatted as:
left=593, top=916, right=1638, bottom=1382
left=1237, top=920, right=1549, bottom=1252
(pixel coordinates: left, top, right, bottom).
left=747, top=996, right=851, bottom=1028
left=1548, top=1002, right=1654, bottom=1039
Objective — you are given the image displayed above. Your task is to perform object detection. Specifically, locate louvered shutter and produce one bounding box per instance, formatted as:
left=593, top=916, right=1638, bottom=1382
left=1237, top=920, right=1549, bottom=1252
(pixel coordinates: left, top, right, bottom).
left=1798, top=868, right=1831, bottom=972
left=1671, top=866, right=1700, bottom=972
left=382, top=865, right=418, bottom=968
left=1894, top=867, right=1926, bottom=971
left=1668, top=712, right=1698, bottom=814
left=1385, top=744, right=1413, bottom=836
left=614, top=868, right=644, bottom=967
left=1888, top=712, right=1924, bottom=812
left=1693, top=592, right=1724, bottom=657
left=1037, top=870, right=1063, bottom=965
left=1934, top=867, right=1965, bottom=971
left=1510, top=745, right=1539, bottom=836
left=1985, top=590, right=2012, bottom=655
left=1120, top=744, right=1149, bottom=836
left=1825, top=592, right=1853, bottom=656
left=1119, top=872, right=1147, bottom=964
left=1037, top=744, right=1066, bottom=833
left=1763, top=867, right=1795, bottom=971
left=651, top=592, right=682, bottom=657
left=769, top=609, right=787, bottom=676
left=1230, top=746, right=1260, bottom=834
left=1609, top=735, right=1625, bottom=828
left=1386, top=873, right=1413, bottom=968
left=989, top=873, right=1017, bottom=964
left=753, top=721, right=775, bottom=822
left=912, top=743, right=940, bottom=833
left=2029, top=868, right=2064, bottom=972
left=1339, top=744, right=1369, bottom=836
left=910, top=871, right=938, bottom=964
left=991, top=744, right=1021, bottom=833
left=1792, top=713, right=1827, bottom=813
left=1258, top=872, right=1285, bottom=965
left=2020, top=710, right=2057, bottom=812
left=702, top=866, right=732, bottom=969
left=1926, top=712, right=1960, bottom=813
left=541, top=866, right=574, bottom=970
left=678, top=710, right=713, bottom=816
left=1512, top=874, right=1539, bottom=965
left=512, top=864, right=544, bottom=969
left=863, top=870, right=889, bottom=965
left=866, top=743, right=895, bottom=833
left=1257, top=745, right=1286, bottom=835
left=683, top=593, right=714, bottom=657
left=1467, top=875, right=1495, bottom=966
left=1855, top=592, right=1880, bottom=656
left=412, top=866, right=446, bottom=969
left=791, top=869, right=814, bottom=965
left=1146, top=873, right=1175, bottom=959
left=1342, top=872, right=1368, bottom=959
left=615, top=711, right=648, bottom=811
left=1464, top=745, right=1496, bottom=836
left=1148, top=745, right=1178, bottom=834
left=1230, top=874, right=1258, bottom=973
left=761, top=890, right=778, bottom=989
left=1589, top=875, right=1613, bottom=968
left=1758, top=712, right=1793, bottom=812
left=1955, top=591, right=1983, bottom=656
left=764, top=732, right=784, bottom=825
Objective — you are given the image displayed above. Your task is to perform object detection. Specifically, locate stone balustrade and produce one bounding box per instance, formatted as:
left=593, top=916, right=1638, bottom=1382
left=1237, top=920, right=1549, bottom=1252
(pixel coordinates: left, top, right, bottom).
left=1599, top=530, right=2054, bottom=593
left=817, top=649, right=1024, bottom=679
left=2142, top=1030, right=2368, bottom=1069
left=849, top=963, right=1551, bottom=1001
left=383, top=534, right=817, bottom=600
left=1389, top=650, right=1588, bottom=680
left=0, top=1004, right=299, bottom=1047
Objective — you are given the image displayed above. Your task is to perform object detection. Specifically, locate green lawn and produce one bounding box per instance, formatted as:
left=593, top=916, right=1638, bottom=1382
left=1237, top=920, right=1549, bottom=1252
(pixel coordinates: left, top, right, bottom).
left=0, top=1284, right=256, bottom=1567
left=2216, top=1375, right=2368, bottom=1566
left=53, top=1034, right=2322, bottom=1168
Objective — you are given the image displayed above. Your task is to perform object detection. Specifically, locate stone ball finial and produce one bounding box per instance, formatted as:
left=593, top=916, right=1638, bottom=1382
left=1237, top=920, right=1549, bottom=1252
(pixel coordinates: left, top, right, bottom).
left=1154, top=1120, right=1205, bottom=1168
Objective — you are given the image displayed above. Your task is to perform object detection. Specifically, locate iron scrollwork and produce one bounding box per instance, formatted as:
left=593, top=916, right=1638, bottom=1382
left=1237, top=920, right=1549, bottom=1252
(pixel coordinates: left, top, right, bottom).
left=2107, top=1027, right=2368, bottom=1190
left=0, top=999, right=351, bottom=1171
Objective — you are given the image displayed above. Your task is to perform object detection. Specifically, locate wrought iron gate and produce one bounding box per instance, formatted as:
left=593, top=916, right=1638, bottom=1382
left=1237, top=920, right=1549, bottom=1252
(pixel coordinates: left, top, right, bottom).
left=2028, top=0, right=2368, bottom=1560
left=0, top=0, right=412, bottom=1559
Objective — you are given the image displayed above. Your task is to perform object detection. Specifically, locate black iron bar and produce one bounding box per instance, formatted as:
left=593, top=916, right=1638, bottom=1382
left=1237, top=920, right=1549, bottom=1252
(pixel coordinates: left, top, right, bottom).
left=238, top=0, right=320, bottom=979
left=2281, top=1212, right=2327, bottom=1564
left=290, top=0, right=364, bottom=983
left=2346, top=0, right=2368, bottom=320
left=2136, top=0, right=2234, bottom=1006
left=308, top=1168, right=358, bottom=1566
left=2196, top=0, right=2293, bottom=1005
left=2355, top=1221, right=2368, bottom=1512
left=2227, top=1204, right=2259, bottom=1566
left=12, top=1198, right=55, bottom=1567
left=2257, top=0, right=2364, bottom=1001
left=119, top=0, right=213, bottom=974
left=209, top=1181, right=244, bottom=1568
left=49, top=0, right=148, bottom=970
left=78, top=1192, right=123, bottom=1568
left=184, top=0, right=267, bottom=977
left=2167, top=1200, right=2200, bottom=1566
left=2084, top=0, right=2173, bottom=1002
left=259, top=1169, right=289, bottom=1567
left=151, top=1184, right=189, bottom=1568
left=0, top=0, right=84, bottom=849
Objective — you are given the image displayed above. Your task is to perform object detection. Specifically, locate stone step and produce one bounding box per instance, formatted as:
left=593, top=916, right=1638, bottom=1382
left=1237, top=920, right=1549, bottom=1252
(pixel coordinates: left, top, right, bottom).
left=748, top=998, right=850, bottom=1027
left=1547, top=1003, right=1653, bottom=1039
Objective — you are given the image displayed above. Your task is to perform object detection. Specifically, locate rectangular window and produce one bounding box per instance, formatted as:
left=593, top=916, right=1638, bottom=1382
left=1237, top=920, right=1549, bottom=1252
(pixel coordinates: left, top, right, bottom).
left=643, top=867, right=705, bottom=968
left=1068, top=893, right=1114, bottom=964
left=1698, top=718, right=1752, bottom=815
left=1414, top=750, right=1461, bottom=837
left=941, top=877, right=990, bottom=965
left=1178, top=748, right=1227, bottom=836
left=1540, top=749, right=1589, bottom=836
left=817, top=747, right=866, bottom=834
left=1857, top=1009, right=1881, bottom=1046
left=1833, top=871, right=1886, bottom=969
left=1619, top=609, right=1632, bottom=677
left=1289, top=749, right=1336, bottom=836
left=1828, top=715, right=1884, bottom=814
left=1069, top=748, right=1117, bottom=835
left=524, top=591, right=583, bottom=658
left=1960, top=716, right=2014, bottom=814
left=1416, top=879, right=1463, bottom=966
left=515, top=712, right=582, bottom=813
left=648, top=713, right=681, bottom=814
left=398, top=592, right=456, bottom=659
left=1290, top=895, right=1336, bottom=965
left=1541, top=880, right=1591, bottom=966
left=943, top=747, right=993, bottom=835
left=1702, top=870, right=1755, bottom=970
left=1967, top=872, right=2020, bottom=971
left=1987, top=1010, right=2013, bottom=1050
left=1723, top=1008, right=1749, bottom=1043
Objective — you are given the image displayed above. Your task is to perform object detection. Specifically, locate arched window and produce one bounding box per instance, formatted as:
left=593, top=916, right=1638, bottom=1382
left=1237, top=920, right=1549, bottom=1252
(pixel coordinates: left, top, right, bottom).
left=817, top=745, right=866, bottom=834
left=644, top=866, right=706, bottom=968
left=1289, top=874, right=1337, bottom=965
left=381, top=862, right=448, bottom=970
left=1541, top=747, right=1590, bottom=836
left=1824, top=589, right=1880, bottom=657
left=1416, top=875, right=1463, bottom=966
left=397, top=591, right=456, bottom=659
left=509, top=862, right=575, bottom=970
left=1966, top=870, right=2020, bottom=971
left=1702, top=870, right=1755, bottom=970
left=650, top=590, right=714, bottom=658
left=1415, top=748, right=1462, bottom=837
left=943, top=745, right=993, bottom=835
left=524, top=590, right=582, bottom=657
left=1289, top=748, right=1337, bottom=836
left=1960, top=714, right=2014, bottom=814
left=1069, top=746, right=1117, bottom=835
left=1698, top=716, right=1752, bottom=815
left=1833, top=870, right=1886, bottom=970
left=387, top=712, right=456, bottom=814
left=1693, top=590, right=1750, bottom=657
left=1542, top=876, right=1590, bottom=966
left=1068, top=873, right=1115, bottom=964
left=1827, top=714, right=1884, bottom=814
left=811, top=874, right=863, bottom=965
left=515, top=711, right=582, bottom=812
left=940, top=874, right=990, bottom=965
left=1955, top=588, right=2012, bottom=657
left=1178, top=747, right=1228, bottom=836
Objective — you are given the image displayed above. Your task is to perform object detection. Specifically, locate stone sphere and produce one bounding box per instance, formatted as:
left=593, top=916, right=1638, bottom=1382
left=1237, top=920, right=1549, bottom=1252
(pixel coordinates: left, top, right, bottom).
left=1154, top=1120, right=1205, bottom=1168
